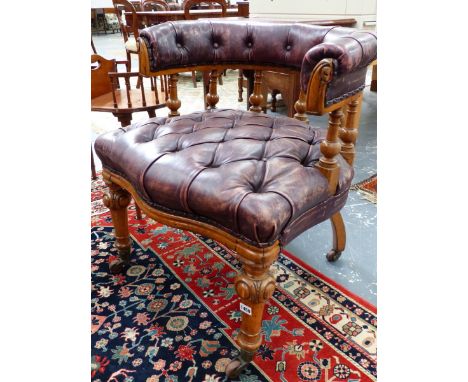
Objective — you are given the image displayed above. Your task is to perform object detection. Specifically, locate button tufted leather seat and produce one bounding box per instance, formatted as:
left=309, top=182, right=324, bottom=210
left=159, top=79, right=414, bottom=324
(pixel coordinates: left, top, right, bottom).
left=95, top=109, right=354, bottom=247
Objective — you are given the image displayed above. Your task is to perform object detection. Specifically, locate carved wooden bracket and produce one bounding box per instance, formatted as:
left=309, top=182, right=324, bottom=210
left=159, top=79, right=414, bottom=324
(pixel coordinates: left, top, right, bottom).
left=103, top=182, right=131, bottom=210
left=235, top=270, right=276, bottom=305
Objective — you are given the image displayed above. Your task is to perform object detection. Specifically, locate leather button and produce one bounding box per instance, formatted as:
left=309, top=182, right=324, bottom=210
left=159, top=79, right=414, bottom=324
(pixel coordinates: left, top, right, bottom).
left=247, top=42, right=252, bottom=48
left=286, top=45, right=291, bottom=51
left=213, top=42, right=219, bottom=48
left=176, top=43, right=182, bottom=48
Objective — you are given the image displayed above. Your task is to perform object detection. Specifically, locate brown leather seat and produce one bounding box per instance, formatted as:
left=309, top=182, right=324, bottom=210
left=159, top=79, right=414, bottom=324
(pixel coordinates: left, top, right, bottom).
left=95, top=108, right=353, bottom=247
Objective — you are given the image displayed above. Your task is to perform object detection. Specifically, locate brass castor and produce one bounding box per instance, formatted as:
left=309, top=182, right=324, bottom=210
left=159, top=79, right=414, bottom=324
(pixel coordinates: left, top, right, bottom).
left=225, top=350, right=254, bottom=379
left=109, top=248, right=131, bottom=274
left=326, top=249, right=342, bottom=262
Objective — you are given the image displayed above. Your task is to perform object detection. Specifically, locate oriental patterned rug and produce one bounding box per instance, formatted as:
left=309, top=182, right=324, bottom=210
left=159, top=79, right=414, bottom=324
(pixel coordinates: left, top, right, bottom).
left=351, top=175, right=377, bottom=204
left=91, top=174, right=377, bottom=382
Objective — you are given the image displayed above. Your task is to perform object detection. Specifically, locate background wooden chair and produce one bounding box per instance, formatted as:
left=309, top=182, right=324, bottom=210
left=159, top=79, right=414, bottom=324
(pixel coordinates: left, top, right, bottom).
left=182, top=0, right=227, bottom=19
left=112, top=0, right=143, bottom=72
left=141, top=0, right=170, bottom=11
left=91, top=53, right=166, bottom=216
left=91, top=54, right=165, bottom=127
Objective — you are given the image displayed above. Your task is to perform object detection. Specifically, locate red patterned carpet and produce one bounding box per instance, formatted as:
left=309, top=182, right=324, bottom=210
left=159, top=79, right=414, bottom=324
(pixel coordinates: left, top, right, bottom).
left=91, top=174, right=377, bottom=382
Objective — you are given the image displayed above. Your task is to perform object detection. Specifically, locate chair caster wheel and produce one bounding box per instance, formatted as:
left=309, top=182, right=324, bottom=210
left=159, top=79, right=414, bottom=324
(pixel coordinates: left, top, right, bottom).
left=109, top=258, right=128, bottom=274
left=225, top=357, right=249, bottom=379
left=326, top=249, right=342, bottom=262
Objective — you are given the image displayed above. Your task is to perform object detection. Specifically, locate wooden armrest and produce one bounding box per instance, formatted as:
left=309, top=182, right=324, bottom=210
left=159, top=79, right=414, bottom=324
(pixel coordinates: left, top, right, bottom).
left=115, top=59, right=129, bottom=66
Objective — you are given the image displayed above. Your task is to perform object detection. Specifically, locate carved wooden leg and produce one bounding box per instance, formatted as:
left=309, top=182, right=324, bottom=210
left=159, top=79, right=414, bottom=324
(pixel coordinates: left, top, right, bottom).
left=102, top=181, right=132, bottom=274
left=326, top=212, right=346, bottom=262
left=226, top=243, right=280, bottom=378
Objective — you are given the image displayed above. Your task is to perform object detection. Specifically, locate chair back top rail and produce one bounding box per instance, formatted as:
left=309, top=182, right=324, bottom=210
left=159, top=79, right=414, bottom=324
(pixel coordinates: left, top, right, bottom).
left=183, top=0, right=227, bottom=19
left=138, top=20, right=376, bottom=113
left=113, top=0, right=141, bottom=40
left=142, top=0, right=170, bottom=11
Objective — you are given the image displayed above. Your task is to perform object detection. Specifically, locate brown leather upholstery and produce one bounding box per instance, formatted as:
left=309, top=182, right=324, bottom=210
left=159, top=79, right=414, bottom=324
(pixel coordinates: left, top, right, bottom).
left=139, top=20, right=376, bottom=103
left=95, top=109, right=353, bottom=247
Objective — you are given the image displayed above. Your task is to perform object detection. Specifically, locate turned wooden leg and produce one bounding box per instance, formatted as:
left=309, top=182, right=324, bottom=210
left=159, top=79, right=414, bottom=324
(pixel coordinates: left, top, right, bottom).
left=326, top=212, right=346, bottom=262
left=226, top=243, right=280, bottom=378
left=102, top=181, right=132, bottom=274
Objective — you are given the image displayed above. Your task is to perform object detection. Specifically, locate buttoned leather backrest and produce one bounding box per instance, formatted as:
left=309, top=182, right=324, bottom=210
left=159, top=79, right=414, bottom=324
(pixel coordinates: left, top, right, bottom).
left=139, top=20, right=377, bottom=94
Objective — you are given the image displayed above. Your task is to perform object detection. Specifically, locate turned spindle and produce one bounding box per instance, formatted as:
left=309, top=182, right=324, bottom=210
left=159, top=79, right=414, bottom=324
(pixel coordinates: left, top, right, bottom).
left=206, top=70, right=220, bottom=109
left=339, top=97, right=361, bottom=165
left=316, top=108, right=343, bottom=194
left=294, top=91, right=308, bottom=121
left=167, top=74, right=181, bottom=117
left=237, top=70, right=243, bottom=102
left=249, top=71, right=264, bottom=113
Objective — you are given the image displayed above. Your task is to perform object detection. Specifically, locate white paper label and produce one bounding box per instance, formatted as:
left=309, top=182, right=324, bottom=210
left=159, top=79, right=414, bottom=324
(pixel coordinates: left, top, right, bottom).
left=240, top=303, right=252, bottom=315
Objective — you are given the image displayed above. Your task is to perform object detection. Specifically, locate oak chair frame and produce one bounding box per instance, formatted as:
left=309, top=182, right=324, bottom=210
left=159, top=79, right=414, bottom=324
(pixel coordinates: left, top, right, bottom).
left=101, top=35, right=366, bottom=378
